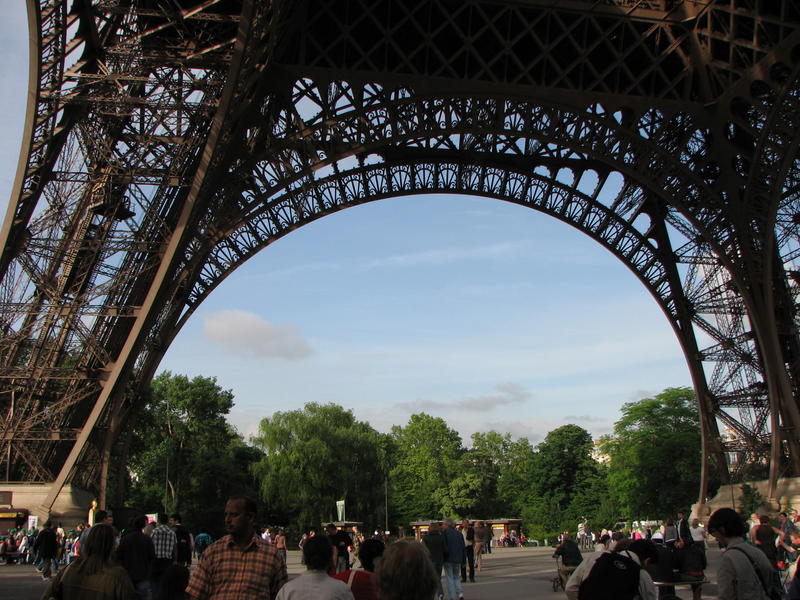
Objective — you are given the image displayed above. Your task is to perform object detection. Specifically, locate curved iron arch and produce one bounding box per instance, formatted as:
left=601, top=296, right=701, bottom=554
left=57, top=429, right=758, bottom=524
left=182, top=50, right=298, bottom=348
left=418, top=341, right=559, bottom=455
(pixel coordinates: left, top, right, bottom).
left=2, top=0, right=799, bottom=514
left=189, top=161, right=675, bottom=324
left=158, top=83, right=791, bottom=485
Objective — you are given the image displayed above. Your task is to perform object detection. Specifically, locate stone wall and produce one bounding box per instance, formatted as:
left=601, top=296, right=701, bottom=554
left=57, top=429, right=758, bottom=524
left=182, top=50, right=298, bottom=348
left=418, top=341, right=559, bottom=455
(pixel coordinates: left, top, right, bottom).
left=693, top=477, right=800, bottom=518
left=1, top=484, right=94, bottom=526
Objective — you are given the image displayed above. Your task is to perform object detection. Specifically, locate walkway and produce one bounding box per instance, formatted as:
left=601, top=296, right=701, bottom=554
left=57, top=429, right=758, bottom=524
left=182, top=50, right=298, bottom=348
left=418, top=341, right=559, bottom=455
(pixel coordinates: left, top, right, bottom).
left=2, top=544, right=725, bottom=599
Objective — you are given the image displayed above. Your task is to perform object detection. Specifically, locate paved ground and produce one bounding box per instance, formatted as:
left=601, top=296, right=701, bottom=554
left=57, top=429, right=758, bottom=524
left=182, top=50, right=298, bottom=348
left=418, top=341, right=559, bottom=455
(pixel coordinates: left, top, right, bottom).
left=2, top=545, right=725, bottom=599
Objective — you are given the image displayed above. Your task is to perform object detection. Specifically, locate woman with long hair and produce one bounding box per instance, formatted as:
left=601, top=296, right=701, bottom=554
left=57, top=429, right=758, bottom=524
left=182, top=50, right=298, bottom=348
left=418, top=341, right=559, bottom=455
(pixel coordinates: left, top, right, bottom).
left=374, top=539, right=438, bottom=600
left=40, top=524, right=135, bottom=600
left=333, top=538, right=385, bottom=600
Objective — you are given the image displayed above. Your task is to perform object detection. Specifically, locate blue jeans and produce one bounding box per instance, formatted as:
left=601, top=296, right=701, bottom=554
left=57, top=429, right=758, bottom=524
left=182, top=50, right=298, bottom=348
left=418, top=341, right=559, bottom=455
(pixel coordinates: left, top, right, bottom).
left=134, top=579, right=151, bottom=600
left=443, top=561, right=463, bottom=599
left=41, top=557, right=58, bottom=578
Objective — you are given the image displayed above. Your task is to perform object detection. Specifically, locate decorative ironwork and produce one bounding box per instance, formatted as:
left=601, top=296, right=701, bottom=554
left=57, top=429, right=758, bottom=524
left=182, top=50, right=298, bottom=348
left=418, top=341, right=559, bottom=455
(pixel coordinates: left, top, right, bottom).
left=0, top=0, right=798, bottom=513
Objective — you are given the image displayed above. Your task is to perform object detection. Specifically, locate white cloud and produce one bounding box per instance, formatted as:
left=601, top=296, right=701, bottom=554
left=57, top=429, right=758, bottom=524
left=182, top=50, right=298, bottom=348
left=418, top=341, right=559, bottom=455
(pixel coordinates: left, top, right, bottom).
left=202, top=310, right=313, bottom=360
left=363, top=241, right=525, bottom=269
left=394, top=382, right=531, bottom=413
left=458, top=383, right=532, bottom=410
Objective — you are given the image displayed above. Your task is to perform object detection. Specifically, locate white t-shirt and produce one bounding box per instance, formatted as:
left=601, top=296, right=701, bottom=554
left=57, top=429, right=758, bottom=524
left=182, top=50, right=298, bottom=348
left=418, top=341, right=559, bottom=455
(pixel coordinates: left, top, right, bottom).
left=690, top=525, right=705, bottom=542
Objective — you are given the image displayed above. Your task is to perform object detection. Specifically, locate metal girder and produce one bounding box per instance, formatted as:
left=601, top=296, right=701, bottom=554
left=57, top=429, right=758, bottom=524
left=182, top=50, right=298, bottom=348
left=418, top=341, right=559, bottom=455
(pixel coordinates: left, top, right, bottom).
left=0, top=0, right=799, bottom=514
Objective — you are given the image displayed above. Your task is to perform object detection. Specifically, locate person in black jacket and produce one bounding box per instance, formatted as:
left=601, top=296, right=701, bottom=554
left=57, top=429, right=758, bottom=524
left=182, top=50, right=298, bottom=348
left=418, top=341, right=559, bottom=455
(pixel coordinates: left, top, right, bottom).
left=117, top=515, right=156, bottom=600
left=676, top=538, right=707, bottom=600
left=422, top=523, right=445, bottom=599
left=676, top=511, right=693, bottom=547
left=553, top=533, right=583, bottom=588
left=33, top=521, right=59, bottom=579
left=459, top=520, right=475, bottom=583
left=169, top=514, right=192, bottom=567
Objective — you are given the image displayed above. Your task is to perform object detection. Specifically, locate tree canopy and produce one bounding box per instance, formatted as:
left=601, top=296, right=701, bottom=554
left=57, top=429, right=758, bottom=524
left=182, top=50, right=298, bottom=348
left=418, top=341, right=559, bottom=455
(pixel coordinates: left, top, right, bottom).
left=123, top=372, right=262, bottom=533
left=389, top=413, right=464, bottom=523
left=251, top=402, right=389, bottom=530
left=114, top=378, right=703, bottom=539
left=600, top=387, right=701, bottom=518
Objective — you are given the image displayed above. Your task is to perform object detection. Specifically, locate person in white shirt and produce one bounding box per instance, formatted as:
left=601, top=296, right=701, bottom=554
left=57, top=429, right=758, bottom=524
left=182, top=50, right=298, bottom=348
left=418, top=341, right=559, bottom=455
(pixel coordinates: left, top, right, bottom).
left=276, top=535, right=353, bottom=600
left=689, top=519, right=706, bottom=544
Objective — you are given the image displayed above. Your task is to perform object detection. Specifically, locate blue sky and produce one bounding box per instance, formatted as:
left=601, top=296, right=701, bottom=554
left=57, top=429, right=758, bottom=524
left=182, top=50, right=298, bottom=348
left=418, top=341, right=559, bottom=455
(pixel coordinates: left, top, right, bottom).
left=0, top=5, right=692, bottom=446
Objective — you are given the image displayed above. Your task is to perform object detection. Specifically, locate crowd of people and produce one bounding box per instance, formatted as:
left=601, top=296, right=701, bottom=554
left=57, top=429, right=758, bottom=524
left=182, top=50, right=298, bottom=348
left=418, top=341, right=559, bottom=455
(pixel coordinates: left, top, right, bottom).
left=18, top=510, right=207, bottom=600
left=551, top=506, right=800, bottom=599
left=7, top=498, right=800, bottom=599
left=1, top=521, right=88, bottom=567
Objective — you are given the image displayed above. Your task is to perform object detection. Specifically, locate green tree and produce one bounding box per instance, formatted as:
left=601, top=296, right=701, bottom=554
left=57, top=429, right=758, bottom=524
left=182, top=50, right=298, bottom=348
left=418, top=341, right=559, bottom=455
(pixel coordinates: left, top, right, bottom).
left=738, top=484, right=765, bottom=520
left=464, top=431, right=535, bottom=518
left=600, top=387, right=701, bottom=518
left=251, top=403, right=388, bottom=531
left=389, top=414, right=463, bottom=523
left=432, top=472, right=484, bottom=517
left=523, top=424, right=602, bottom=533
left=124, top=372, right=261, bottom=532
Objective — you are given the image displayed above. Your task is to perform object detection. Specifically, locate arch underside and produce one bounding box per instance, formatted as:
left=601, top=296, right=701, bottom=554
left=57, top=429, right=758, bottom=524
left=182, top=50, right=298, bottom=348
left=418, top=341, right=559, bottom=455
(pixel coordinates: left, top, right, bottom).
left=0, top=1, right=798, bottom=509
left=181, top=79, right=800, bottom=483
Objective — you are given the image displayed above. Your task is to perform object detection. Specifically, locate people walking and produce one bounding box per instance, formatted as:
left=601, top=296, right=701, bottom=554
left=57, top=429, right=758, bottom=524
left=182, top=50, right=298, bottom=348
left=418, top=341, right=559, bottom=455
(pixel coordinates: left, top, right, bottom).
left=459, top=519, right=475, bottom=584
left=185, top=496, right=287, bottom=600
left=275, top=535, right=353, bottom=600
left=116, top=515, right=156, bottom=600
left=40, top=524, right=136, bottom=600
left=169, top=514, right=192, bottom=567
left=150, top=513, right=176, bottom=592
left=332, top=538, right=384, bottom=600
left=421, top=523, right=445, bottom=599
left=441, top=518, right=465, bottom=600
left=33, top=521, right=59, bottom=580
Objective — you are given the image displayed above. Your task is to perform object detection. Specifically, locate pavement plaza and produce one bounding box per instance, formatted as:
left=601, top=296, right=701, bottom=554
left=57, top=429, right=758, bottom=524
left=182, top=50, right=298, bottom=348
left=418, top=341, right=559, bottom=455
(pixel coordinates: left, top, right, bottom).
left=2, top=544, right=728, bottom=599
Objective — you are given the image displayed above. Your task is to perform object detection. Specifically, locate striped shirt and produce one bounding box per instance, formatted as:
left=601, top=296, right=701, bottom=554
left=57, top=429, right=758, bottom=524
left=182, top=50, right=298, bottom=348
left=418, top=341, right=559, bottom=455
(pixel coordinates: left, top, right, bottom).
left=186, top=534, right=287, bottom=600
left=151, top=524, right=177, bottom=560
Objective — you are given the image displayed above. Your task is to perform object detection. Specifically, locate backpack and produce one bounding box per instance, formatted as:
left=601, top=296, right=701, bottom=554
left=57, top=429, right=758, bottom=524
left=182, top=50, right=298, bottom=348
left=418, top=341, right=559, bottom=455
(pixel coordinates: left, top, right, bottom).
left=175, top=525, right=192, bottom=562
left=194, top=533, right=211, bottom=555
left=578, top=551, right=641, bottom=600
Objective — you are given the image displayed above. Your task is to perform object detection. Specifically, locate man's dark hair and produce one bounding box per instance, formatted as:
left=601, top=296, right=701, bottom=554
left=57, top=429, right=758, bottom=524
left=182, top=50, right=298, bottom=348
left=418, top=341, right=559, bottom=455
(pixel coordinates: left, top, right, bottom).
left=157, top=512, right=169, bottom=524
left=170, top=513, right=182, bottom=523
left=707, top=508, right=745, bottom=537
left=629, top=539, right=659, bottom=564
left=227, top=496, right=257, bottom=516
left=303, top=534, right=333, bottom=570
left=132, top=515, right=148, bottom=530
left=95, top=510, right=109, bottom=523
left=359, top=538, right=385, bottom=572
left=614, top=538, right=632, bottom=551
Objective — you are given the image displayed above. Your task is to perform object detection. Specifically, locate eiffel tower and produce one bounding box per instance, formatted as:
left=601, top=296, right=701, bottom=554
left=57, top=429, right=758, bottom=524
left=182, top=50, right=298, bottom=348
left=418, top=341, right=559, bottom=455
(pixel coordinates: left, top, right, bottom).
left=1, top=0, right=799, bottom=519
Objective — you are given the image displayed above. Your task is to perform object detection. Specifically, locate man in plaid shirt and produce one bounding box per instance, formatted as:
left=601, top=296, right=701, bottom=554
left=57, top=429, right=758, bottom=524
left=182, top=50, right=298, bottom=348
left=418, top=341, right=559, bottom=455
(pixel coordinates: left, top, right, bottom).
left=150, top=512, right=176, bottom=589
left=186, top=496, right=287, bottom=600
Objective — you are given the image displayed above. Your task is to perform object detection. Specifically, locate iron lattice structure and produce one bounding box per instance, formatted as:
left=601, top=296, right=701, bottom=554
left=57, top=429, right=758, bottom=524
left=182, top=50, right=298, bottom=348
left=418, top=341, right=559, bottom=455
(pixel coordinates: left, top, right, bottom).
left=1, top=0, right=799, bottom=513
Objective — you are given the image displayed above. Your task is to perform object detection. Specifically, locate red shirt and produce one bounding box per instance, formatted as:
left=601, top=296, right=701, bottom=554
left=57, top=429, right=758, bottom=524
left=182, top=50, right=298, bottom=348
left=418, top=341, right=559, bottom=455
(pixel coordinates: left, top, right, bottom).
left=332, top=569, right=379, bottom=600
